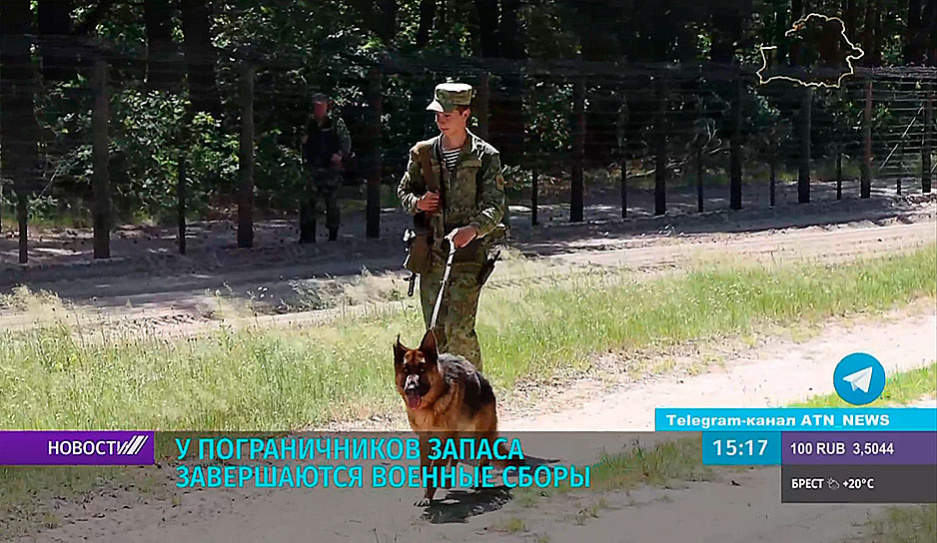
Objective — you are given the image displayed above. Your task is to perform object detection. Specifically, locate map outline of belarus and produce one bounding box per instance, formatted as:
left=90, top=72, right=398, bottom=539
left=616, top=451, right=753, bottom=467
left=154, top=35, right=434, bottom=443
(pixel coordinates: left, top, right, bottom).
left=757, top=13, right=865, bottom=89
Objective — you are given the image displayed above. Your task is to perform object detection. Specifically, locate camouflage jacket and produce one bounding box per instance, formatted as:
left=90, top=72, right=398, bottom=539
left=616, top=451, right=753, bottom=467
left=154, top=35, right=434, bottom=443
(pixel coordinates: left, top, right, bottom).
left=302, top=115, right=352, bottom=170
left=397, top=129, right=507, bottom=252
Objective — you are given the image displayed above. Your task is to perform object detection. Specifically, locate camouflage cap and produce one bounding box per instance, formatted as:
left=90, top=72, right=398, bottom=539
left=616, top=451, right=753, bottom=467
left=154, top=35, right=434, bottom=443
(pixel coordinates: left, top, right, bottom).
left=426, top=83, right=474, bottom=113
left=311, top=92, right=330, bottom=103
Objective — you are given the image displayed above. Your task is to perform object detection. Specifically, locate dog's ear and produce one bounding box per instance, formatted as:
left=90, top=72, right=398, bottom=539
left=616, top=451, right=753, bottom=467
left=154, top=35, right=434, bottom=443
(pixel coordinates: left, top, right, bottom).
left=393, top=334, right=407, bottom=367
left=419, top=329, right=438, bottom=364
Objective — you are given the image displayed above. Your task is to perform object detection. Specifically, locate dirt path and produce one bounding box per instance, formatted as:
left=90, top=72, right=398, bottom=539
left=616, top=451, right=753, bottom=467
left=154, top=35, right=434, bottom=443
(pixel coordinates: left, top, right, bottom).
left=4, top=204, right=934, bottom=341
left=16, top=307, right=936, bottom=543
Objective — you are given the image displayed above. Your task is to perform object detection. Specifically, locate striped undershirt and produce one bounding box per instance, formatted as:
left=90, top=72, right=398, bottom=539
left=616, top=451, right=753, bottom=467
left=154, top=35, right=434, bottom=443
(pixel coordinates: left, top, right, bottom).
left=441, top=147, right=460, bottom=171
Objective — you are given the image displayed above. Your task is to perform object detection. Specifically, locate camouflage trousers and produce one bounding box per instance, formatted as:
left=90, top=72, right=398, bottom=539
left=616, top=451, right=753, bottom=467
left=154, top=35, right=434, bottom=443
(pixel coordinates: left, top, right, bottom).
left=419, top=257, right=487, bottom=372
left=299, top=168, right=341, bottom=242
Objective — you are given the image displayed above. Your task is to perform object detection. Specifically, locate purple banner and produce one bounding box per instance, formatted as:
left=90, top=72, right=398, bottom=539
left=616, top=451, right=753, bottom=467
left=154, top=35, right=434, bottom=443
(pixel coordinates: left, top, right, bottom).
left=0, top=431, right=155, bottom=465
left=782, top=432, right=937, bottom=465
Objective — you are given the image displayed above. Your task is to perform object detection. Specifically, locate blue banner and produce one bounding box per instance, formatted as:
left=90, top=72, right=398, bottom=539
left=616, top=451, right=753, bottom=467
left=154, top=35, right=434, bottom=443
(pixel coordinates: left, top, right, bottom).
left=702, top=431, right=782, bottom=465
left=655, top=408, right=937, bottom=432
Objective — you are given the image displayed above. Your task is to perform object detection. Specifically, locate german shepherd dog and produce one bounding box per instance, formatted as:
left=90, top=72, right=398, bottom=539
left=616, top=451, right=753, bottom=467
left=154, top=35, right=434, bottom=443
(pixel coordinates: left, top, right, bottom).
left=394, top=329, right=520, bottom=506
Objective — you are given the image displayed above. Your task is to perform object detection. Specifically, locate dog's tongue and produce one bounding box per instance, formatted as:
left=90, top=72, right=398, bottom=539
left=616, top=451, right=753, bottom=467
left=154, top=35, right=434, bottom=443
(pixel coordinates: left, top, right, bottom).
left=406, top=390, right=421, bottom=409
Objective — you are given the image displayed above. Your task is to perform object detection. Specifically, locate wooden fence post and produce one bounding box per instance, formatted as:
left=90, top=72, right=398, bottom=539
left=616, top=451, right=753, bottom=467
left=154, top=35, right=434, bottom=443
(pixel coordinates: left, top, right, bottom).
left=237, top=63, right=255, bottom=248
left=654, top=76, right=667, bottom=216
left=836, top=143, right=843, bottom=200
left=178, top=155, right=187, bottom=255
left=17, top=185, right=27, bottom=264
left=92, top=58, right=111, bottom=259
left=923, top=86, right=933, bottom=194
left=798, top=86, right=811, bottom=204
left=570, top=77, right=585, bottom=222
left=697, top=145, right=705, bottom=213
left=730, top=72, right=743, bottom=210
left=366, top=67, right=382, bottom=239
left=476, top=71, right=490, bottom=140
left=861, top=78, right=873, bottom=199
left=769, top=153, right=777, bottom=207
left=620, top=89, right=628, bottom=218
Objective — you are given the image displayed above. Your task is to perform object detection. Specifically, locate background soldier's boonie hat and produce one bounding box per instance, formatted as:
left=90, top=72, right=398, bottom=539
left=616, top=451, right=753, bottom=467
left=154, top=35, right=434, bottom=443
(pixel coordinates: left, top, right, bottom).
left=426, top=83, right=474, bottom=113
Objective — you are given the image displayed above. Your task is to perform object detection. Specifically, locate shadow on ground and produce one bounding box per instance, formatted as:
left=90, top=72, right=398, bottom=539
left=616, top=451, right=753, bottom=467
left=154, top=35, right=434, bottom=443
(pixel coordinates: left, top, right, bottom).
left=418, top=454, right=561, bottom=525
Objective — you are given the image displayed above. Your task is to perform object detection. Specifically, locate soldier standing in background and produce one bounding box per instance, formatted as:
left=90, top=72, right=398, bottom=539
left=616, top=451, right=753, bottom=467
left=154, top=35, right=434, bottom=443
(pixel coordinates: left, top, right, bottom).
left=397, top=82, right=508, bottom=372
left=300, top=93, right=352, bottom=242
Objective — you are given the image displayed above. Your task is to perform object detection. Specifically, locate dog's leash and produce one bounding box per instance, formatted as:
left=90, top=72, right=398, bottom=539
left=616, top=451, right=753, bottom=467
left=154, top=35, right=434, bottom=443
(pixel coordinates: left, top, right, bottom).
left=429, top=235, right=459, bottom=331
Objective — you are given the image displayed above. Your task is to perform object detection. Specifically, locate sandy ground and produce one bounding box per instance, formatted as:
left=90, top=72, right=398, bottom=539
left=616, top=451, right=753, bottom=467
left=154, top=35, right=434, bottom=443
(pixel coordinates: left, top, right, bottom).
left=11, top=306, right=936, bottom=543
left=4, top=185, right=936, bottom=543
left=2, top=187, right=934, bottom=340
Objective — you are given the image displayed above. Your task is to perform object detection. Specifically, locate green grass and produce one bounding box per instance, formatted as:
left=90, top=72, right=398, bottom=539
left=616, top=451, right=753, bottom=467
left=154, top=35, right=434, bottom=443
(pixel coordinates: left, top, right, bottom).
left=514, top=436, right=709, bottom=507
left=492, top=516, right=527, bottom=533
left=857, top=505, right=937, bottom=543
left=796, top=362, right=937, bottom=408
left=2, top=252, right=935, bottom=538
left=1, top=244, right=934, bottom=433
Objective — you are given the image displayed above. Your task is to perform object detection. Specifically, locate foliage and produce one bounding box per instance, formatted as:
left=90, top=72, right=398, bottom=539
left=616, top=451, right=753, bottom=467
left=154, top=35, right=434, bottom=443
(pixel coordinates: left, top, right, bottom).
left=0, top=0, right=928, bottom=224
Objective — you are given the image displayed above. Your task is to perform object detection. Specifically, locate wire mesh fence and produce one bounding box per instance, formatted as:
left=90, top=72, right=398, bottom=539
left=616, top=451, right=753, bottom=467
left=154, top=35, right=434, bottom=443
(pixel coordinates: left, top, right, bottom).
left=1, top=3, right=935, bottom=264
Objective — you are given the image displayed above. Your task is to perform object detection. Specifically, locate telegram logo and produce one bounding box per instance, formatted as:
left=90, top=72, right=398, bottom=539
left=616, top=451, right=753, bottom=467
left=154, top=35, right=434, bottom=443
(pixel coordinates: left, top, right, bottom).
left=833, top=352, right=886, bottom=405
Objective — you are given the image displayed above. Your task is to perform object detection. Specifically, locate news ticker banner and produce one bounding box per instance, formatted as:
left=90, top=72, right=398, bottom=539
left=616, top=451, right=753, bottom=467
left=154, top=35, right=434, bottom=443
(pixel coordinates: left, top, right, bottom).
left=653, top=407, right=937, bottom=466
left=2, top=427, right=933, bottom=503
left=655, top=407, right=937, bottom=433
left=0, top=431, right=602, bottom=492
left=0, top=430, right=155, bottom=465
left=655, top=407, right=937, bottom=504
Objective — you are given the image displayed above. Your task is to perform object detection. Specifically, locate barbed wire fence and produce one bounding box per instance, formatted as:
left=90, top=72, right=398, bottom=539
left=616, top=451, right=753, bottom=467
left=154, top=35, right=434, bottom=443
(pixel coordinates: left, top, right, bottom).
left=1, top=36, right=935, bottom=264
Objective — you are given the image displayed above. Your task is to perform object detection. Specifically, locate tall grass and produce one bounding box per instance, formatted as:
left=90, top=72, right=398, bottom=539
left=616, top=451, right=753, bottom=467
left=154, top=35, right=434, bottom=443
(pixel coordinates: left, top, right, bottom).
left=0, top=244, right=933, bottom=432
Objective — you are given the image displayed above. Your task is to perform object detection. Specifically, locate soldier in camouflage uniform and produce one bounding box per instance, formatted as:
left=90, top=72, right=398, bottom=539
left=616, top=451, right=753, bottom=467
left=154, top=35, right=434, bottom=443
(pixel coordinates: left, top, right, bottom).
left=397, top=83, right=508, bottom=372
left=300, top=93, right=352, bottom=242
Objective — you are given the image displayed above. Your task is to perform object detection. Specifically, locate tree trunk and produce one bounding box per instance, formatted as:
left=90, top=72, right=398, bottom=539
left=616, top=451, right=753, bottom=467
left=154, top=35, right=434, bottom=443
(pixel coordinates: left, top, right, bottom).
left=238, top=65, right=255, bottom=248
left=416, top=0, right=436, bottom=48
left=366, top=68, right=383, bottom=238
left=791, top=0, right=804, bottom=66
left=654, top=77, right=667, bottom=216
left=490, top=0, right=525, bottom=165
left=730, top=74, right=743, bottom=210
left=181, top=0, right=222, bottom=116
left=923, top=87, right=933, bottom=193
left=620, top=90, right=628, bottom=219
left=697, top=144, right=704, bottom=213
left=144, top=0, right=183, bottom=91
left=571, top=78, right=585, bottom=222
left=924, top=0, right=937, bottom=66
left=476, top=72, right=490, bottom=139
left=38, top=0, right=76, bottom=82
left=0, top=0, right=40, bottom=264
left=769, top=155, right=777, bottom=207
left=861, top=78, right=872, bottom=198
left=775, top=0, right=789, bottom=66
left=379, top=0, right=398, bottom=44
left=473, top=0, right=500, bottom=58
left=178, top=155, right=187, bottom=254
left=350, top=0, right=397, bottom=44
left=906, top=0, right=924, bottom=64
left=844, top=0, right=857, bottom=44
left=92, top=59, right=111, bottom=259
left=836, top=145, right=843, bottom=200
left=863, top=0, right=880, bottom=66
left=575, top=0, right=620, bottom=166
left=798, top=86, right=811, bottom=203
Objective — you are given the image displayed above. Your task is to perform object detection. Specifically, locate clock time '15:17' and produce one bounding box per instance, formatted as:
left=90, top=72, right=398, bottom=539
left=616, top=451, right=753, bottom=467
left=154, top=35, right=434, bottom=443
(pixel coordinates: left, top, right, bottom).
left=713, top=439, right=770, bottom=456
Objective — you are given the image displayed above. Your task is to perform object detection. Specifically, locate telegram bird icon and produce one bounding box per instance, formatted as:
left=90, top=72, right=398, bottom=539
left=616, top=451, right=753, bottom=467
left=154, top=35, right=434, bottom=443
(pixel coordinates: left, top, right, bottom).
left=843, top=367, right=873, bottom=394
